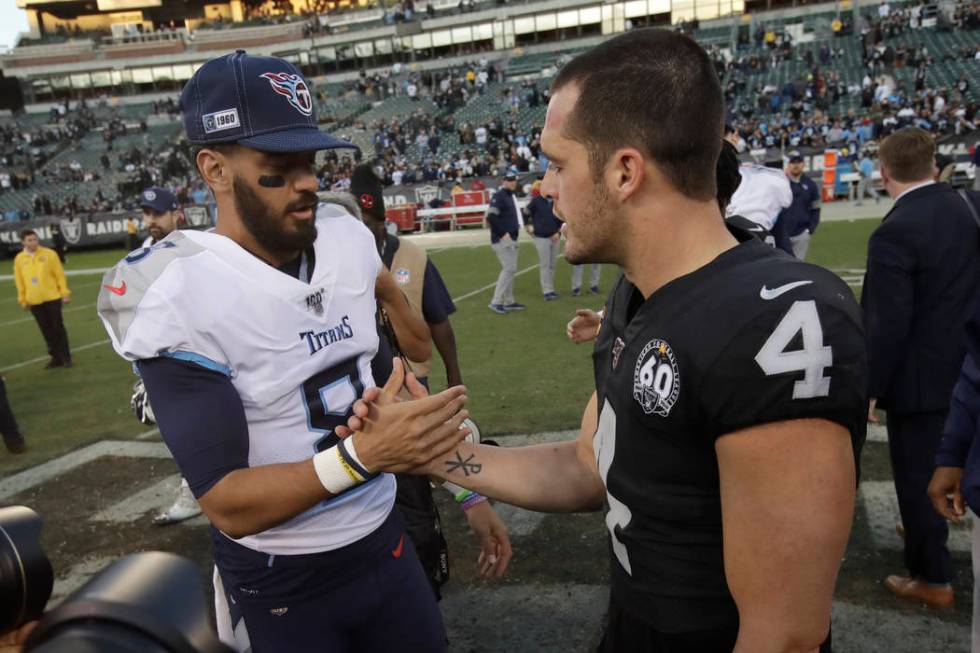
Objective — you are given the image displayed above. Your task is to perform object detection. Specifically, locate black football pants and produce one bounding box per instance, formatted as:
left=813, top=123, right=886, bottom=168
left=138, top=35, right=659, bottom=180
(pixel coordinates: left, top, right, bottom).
left=30, top=299, right=71, bottom=366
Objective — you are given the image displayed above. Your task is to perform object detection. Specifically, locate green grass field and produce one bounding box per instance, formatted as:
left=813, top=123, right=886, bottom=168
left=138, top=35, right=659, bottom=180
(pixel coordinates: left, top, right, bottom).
left=0, top=217, right=881, bottom=477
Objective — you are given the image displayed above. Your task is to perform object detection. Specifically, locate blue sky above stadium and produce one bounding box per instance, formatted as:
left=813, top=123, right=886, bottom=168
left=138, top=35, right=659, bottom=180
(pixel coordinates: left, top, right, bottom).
left=0, top=1, right=29, bottom=50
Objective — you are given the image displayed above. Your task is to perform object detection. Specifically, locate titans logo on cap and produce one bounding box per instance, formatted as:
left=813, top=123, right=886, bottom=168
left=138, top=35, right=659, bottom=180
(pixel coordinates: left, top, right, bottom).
left=260, top=72, right=313, bottom=117
left=143, top=190, right=157, bottom=202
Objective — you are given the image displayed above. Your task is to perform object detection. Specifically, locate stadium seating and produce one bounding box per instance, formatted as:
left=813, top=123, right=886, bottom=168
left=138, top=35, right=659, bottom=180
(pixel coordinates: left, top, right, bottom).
left=2, top=2, right=977, bottom=217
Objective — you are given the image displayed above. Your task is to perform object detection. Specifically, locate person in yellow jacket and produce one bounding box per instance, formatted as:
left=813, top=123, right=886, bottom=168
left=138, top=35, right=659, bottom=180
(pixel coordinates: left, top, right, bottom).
left=13, top=229, right=73, bottom=368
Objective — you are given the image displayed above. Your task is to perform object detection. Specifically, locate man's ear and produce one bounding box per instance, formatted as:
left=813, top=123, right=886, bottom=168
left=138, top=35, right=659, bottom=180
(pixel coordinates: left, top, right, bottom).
left=878, top=163, right=891, bottom=186
left=610, top=147, right=646, bottom=204
left=197, top=148, right=233, bottom=194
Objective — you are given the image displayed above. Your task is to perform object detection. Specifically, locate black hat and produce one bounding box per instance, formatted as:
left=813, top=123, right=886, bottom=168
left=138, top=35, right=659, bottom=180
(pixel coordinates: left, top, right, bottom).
left=350, top=164, right=385, bottom=217
left=788, top=150, right=804, bottom=163
left=503, top=173, right=517, bottom=182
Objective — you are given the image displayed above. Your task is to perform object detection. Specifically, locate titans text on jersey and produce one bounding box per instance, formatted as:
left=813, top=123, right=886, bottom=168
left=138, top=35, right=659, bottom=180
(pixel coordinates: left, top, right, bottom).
left=592, top=227, right=867, bottom=633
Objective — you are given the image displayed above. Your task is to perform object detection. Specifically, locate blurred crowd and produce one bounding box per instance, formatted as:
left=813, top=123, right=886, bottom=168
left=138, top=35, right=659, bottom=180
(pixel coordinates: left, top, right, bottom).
left=3, top=1, right=978, bottom=220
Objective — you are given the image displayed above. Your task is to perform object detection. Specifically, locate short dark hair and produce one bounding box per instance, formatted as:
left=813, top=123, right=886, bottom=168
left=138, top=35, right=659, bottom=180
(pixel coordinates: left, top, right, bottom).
left=716, top=140, right=742, bottom=211
left=878, top=127, right=935, bottom=182
left=19, top=229, right=37, bottom=240
left=552, top=29, right=723, bottom=201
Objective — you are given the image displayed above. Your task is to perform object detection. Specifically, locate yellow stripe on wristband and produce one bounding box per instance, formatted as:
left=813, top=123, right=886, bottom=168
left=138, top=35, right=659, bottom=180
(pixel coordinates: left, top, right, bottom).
left=336, top=447, right=365, bottom=483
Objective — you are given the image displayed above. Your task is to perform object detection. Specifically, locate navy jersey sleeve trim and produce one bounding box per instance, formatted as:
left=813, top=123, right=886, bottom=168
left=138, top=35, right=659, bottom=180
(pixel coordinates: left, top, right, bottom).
left=137, top=356, right=249, bottom=498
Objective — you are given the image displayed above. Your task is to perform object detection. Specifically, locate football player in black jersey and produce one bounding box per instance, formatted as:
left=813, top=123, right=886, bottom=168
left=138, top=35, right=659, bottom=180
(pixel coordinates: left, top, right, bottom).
left=342, top=28, right=866, bottom=653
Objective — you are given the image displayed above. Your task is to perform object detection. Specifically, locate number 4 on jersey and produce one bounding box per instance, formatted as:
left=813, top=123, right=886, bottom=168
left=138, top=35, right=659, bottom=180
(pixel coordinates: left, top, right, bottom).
left=754, top=300, right=833, bottom=399
left=594, top=399, right=633, bottom=575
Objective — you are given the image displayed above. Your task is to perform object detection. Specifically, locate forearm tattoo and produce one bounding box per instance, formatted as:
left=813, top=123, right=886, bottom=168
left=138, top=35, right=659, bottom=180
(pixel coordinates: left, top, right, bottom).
left=445, top=450, right=482, bottom=476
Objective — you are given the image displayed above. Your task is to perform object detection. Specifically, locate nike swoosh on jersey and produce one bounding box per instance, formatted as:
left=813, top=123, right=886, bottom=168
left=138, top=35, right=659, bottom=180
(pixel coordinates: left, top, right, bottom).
left=392, top=534, right=405, bottom=558
left=103, top=281, right=127, bottom=296
left=760, top=280, right=813, bottom=300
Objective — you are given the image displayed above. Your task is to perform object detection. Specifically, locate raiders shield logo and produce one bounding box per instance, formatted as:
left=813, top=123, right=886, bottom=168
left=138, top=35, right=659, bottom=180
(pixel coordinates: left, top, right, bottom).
left=415, top=185, right=440, bottom=205
left=59, top=219, right=82, bottom=245
left=632, top=339, right=680, bottom=417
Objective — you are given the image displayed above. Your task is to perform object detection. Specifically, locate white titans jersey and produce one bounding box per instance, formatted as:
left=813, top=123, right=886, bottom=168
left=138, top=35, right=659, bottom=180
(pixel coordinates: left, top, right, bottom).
left=98, top=203, right=395, bottom=555
left=726, top=164, right=793, bottom=231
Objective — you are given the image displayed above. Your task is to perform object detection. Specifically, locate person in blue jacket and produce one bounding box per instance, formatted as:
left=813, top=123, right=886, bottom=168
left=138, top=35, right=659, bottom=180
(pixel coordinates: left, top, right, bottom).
left=486, top=173, right=526, bottom=315
left=929, top=291, right=980, bottom=646
left=773, top=151, right=821, bottom=259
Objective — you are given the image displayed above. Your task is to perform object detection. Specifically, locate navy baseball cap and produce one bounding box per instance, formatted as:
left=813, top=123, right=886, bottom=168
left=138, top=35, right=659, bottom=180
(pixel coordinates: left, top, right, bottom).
left=139, top=187, right=176, bottom=212
left=788, top=151, right=804, bottom=163
left=180, top=50, right=356, bottom=154
left=503, top=173, right=517, bottom=182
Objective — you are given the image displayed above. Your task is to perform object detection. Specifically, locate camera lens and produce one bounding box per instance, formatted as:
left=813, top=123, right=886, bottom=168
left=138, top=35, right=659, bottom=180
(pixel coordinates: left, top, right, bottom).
left=0, top=506, right=54, bottom=634
left=25, top=551, right=230, bottom=653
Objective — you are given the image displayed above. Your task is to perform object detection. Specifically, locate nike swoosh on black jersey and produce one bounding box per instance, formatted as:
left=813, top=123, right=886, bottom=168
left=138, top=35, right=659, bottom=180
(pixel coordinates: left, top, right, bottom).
left=759, top=280, right=814, bottom=300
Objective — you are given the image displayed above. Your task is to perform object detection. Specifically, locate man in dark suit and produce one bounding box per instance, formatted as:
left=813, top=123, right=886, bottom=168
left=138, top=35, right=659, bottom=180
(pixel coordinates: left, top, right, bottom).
left=863, top=127, right=980, bottom=608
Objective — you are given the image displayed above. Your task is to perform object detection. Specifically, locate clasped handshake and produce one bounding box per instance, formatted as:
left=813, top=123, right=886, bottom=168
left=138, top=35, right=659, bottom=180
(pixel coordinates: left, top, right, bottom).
left=335, top=358, right=471, bottom=476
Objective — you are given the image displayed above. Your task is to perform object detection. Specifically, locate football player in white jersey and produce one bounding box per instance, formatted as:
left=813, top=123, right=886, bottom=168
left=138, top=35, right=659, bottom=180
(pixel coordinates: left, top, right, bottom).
left=723, top=128, right=793, bottom=244
left=98, top=52, right=469, bottom=653
left=127, top=185, right=204, bottom=526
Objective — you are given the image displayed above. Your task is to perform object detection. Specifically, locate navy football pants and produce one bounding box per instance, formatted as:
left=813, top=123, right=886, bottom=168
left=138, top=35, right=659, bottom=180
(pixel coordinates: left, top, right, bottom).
left=213, top=510, right=447, bottom=652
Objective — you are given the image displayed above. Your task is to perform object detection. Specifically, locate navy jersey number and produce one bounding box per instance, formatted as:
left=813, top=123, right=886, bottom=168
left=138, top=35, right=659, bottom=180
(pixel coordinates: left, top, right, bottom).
left=301, top=357, right=365, bottom=453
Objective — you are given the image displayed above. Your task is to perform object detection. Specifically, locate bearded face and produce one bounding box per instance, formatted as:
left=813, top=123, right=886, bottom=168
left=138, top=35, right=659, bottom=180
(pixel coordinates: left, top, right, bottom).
left=233, top=176, right=319, bottom=255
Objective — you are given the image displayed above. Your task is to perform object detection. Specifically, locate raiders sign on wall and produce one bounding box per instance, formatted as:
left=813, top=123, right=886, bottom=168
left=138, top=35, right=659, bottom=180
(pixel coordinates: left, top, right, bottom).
left=0, top=206, right=215, bottom=254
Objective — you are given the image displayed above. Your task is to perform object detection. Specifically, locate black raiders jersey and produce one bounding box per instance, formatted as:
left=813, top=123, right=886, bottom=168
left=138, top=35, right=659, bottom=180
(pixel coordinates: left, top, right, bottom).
left=592, top=227, right=866, bottom=634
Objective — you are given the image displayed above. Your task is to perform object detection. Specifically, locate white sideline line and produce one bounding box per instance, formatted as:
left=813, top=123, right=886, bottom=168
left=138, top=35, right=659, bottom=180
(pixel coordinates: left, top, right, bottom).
left=451, top=263, right=540, bottom=303
left=136, top=427, right=160, bottom=441
left=2, top=281, right=102, bottom=303
left=91, top=474, right=181, bottom=523
left=0, top=338, right=110, bottom=373
left=451, top=262, right=543, bottom=303
left=0, top=268, right=110, bottom=282
left=0, top=302, right=96, bottom=328
left=0, top=439, right=171, bottom=500
left=867, top=423, right=887, bottom=443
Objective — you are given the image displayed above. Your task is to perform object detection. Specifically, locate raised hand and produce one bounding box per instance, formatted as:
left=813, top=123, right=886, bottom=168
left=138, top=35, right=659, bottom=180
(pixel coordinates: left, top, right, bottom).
left=566, top=309, right=601, bottom=344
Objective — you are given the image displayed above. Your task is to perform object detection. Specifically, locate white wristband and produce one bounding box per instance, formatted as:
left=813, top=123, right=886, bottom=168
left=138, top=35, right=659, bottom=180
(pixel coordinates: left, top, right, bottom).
left=313, top=445, right=363, bottom=495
